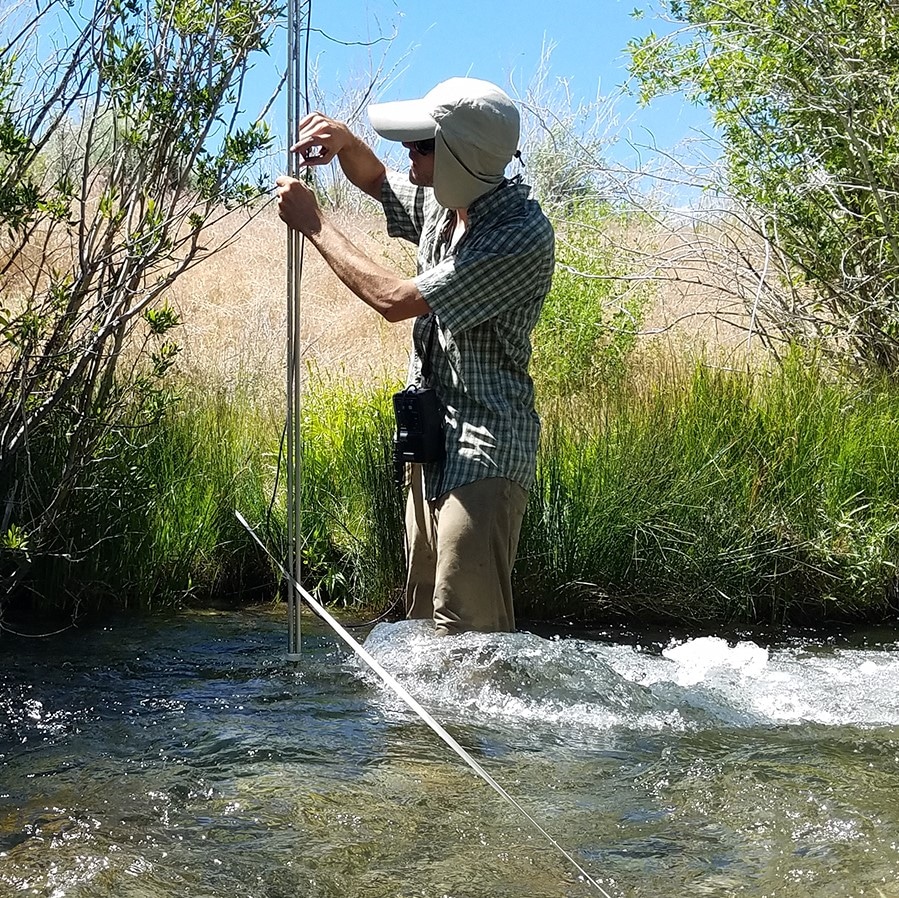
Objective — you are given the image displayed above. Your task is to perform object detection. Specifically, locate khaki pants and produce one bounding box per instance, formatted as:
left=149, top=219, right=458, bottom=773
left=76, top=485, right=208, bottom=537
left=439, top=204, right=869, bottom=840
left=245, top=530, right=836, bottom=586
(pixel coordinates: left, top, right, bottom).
left=404, top=466, right=529, bottom=635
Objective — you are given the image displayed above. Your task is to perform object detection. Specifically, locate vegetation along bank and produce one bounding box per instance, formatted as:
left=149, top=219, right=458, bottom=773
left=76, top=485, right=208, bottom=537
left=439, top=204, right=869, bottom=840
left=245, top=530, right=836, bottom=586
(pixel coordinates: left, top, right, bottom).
left=3, top=0, right=899, bottom=632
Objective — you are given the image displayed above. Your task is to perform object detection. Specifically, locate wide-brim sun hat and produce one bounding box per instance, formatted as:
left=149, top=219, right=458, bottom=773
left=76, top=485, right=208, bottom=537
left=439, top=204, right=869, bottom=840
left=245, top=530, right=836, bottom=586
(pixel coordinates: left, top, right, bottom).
left=368, top=77, right=520, bottom=209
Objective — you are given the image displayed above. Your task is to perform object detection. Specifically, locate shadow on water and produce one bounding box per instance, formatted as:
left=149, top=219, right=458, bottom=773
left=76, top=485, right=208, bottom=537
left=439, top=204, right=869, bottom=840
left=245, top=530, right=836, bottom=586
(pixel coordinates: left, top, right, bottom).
left=1, top=610, right=898, bottom=897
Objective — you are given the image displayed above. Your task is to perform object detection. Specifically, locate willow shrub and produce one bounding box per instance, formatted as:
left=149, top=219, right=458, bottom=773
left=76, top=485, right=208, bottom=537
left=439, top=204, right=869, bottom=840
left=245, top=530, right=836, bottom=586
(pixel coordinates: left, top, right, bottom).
left=518, top=353, right=899, bottom=626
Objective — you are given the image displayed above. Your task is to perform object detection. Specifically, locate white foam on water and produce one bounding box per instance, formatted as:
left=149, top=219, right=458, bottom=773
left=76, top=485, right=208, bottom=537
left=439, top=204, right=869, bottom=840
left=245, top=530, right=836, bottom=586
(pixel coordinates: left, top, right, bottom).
left=358, top=622, right=899, bottom=735
left=361, top=621, right=687, bottom=737
left=660, top=636, right=770, bottom=685
left=642, top=635, right=899, bottom=727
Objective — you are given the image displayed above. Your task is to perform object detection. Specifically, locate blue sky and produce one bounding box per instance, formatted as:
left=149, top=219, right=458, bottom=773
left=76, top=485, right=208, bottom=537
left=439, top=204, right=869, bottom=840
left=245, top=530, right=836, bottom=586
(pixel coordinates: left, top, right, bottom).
left=298, top=0, right=711, bottom=164
left=30, top=0, right=710, bottom=177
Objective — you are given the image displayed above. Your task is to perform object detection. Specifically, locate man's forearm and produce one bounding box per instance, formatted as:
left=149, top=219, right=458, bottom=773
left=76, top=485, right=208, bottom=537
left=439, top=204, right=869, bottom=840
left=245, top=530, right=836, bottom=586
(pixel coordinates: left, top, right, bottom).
left=307, top=215, right=429, bottom=322
left=337, top=136, right=387, bottom=200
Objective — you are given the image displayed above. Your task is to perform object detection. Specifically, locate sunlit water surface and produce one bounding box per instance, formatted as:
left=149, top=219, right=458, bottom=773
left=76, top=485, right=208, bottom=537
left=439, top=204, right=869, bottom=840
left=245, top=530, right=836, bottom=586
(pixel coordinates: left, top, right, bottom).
left=2, top=611, right=898, bottom=898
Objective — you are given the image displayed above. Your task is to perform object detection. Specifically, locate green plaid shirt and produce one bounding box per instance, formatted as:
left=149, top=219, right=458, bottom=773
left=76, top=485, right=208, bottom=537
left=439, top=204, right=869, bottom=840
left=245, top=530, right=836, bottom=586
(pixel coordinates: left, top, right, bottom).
left=382, top=171, right=555, bottom=500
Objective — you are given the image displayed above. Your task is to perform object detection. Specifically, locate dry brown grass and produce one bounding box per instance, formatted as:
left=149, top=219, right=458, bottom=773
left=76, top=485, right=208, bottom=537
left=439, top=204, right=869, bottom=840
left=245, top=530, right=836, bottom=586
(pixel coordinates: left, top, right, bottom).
left=624, top=218, right=764, bottom=366
left=167, top=200, right=764, bottom=396
left=167, top=200, right=415, bottom=395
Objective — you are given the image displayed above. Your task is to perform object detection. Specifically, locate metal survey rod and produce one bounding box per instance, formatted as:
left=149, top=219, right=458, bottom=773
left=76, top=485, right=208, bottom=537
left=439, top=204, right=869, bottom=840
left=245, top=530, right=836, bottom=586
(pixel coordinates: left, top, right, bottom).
left=285, top=0, right=308, bottom=659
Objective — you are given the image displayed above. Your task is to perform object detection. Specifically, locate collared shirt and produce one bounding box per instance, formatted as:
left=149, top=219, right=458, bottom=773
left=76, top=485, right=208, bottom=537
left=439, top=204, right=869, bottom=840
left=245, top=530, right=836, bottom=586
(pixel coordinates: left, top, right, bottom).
left=382, top=171, right=555, bottom=500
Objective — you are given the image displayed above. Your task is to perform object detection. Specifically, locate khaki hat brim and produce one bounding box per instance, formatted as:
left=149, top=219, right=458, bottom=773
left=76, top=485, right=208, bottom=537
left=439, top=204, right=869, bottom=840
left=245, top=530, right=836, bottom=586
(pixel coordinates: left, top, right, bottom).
left=368, top=99, right=436, bottom=142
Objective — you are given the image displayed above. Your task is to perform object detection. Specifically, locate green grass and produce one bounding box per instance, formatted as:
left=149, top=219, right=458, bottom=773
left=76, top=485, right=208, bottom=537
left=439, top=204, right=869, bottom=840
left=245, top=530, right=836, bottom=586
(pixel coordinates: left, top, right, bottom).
left=75, top=379, right=281, bottom=610
left=299, top=376, right=405, bottom=609
left=519, top=353, right=899, bottom=625
left=6, top=352, right=899, bottom=628
left=2, top=372, right=405, bottom=618
left=532, top=203, right=652, bottom=397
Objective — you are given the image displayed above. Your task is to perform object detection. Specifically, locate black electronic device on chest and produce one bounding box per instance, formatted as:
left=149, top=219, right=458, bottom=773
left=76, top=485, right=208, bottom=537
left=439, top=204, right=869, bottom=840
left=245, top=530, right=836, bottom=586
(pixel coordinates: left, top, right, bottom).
left=392, top=316, right=444, bottom=486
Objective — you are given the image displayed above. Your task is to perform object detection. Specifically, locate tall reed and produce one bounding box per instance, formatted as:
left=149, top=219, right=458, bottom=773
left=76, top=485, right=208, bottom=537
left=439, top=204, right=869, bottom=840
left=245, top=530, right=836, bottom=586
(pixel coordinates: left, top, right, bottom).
left=80, top=379, right=280, bottom=610
left=519, top=352, right=899, bottom=625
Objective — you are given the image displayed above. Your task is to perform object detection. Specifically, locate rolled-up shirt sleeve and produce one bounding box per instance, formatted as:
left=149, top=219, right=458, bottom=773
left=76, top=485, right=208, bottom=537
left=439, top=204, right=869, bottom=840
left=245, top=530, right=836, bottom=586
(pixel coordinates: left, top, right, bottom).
left=381, top=171, right=425, bottom=244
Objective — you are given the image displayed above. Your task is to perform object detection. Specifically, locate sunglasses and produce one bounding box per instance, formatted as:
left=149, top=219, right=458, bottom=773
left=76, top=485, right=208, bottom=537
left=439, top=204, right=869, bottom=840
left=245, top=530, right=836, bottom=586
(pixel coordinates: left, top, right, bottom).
left=410, top=138, right=436, bottom=155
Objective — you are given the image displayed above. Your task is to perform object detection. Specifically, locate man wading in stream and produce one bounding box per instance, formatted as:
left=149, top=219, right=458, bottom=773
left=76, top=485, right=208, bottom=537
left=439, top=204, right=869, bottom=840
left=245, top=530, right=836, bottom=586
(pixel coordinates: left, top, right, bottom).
left=276, top=77, right=554, bottom=636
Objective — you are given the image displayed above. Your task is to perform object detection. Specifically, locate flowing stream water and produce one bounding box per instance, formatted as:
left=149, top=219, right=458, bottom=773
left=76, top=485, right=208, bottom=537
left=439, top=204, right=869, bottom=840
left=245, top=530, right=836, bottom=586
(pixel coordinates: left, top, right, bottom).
left=1, top=610, right=898, bottom=898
